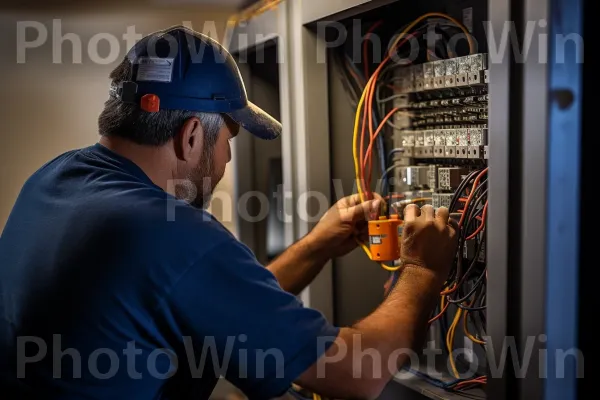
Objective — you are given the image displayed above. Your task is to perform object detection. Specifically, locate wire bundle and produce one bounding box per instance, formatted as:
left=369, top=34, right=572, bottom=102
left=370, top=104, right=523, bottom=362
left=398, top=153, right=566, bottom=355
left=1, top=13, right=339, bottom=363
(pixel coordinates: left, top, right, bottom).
left=427, top=168, right=488, bottom=386
left=351, top=13, right=473, bottom=204
left=336, top=12, right=486, bottom=397
left=345, top=13, right=473, bottom=275
left=401, top=367, right=487, bottom=399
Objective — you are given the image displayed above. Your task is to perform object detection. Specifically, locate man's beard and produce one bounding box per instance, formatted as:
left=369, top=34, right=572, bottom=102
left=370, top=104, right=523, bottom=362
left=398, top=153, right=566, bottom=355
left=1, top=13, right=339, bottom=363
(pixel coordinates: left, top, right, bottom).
left=176, top=151, right=222, bottom=210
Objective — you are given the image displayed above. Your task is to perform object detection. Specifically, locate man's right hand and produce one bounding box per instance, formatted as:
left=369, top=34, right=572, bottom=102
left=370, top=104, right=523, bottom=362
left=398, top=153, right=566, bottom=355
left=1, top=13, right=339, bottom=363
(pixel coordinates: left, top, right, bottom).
left=400, top=204, right=459, bottom=283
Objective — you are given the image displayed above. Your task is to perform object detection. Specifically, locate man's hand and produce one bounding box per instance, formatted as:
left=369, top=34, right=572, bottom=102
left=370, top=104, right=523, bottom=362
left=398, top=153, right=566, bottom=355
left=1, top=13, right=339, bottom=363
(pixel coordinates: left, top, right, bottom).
left=308, top=194, right=382, bottom=260
left=400, top=204, right=459, bottom=283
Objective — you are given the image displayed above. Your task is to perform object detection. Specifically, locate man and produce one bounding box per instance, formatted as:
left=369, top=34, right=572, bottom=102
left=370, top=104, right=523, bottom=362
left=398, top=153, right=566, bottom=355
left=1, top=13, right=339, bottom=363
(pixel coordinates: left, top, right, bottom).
left=0, top=26, right=458, bottom=399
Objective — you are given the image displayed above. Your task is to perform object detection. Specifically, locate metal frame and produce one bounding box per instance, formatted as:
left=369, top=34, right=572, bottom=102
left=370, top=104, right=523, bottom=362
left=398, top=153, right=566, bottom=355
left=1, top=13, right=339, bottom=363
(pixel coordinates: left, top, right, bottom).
left=283, top=0, right=334, bottom=319
left=225, top=4, right=294, bottom=283
left=225, top=6, right=280, bottom=55
left=225, top=6, right=285, bottom=253
left=520, top=0, right=549, bottom=397
left=489, top=0, right=583, bottom=399
left=486, top=0, right=513, bottom=397
left=230, top=60, right=257, bottom=252
left=301, top=0, right=396, bottom=25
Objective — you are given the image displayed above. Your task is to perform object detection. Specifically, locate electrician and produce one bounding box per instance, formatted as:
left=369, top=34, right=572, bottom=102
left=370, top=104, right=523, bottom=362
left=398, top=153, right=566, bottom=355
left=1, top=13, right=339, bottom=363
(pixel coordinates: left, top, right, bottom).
left=0, top=26, right=458, bottom=399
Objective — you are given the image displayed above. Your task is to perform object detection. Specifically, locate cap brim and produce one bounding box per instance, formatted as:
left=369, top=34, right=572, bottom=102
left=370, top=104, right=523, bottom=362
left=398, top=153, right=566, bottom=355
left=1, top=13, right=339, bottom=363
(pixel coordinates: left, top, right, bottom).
left=227, top=101, right=282, bottom=140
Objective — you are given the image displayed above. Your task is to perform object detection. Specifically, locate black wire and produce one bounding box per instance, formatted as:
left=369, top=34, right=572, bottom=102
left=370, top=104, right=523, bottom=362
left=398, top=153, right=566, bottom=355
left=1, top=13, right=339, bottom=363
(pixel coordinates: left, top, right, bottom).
left=452, top=223, right=479, bottom=290
left=452, top=243, right=482, bottom=297
left=462, top=182, right=488, bottom=219
left=463, top=190, right=487, bottom=238
left=335, top=52, right=361, bottom=104
left=449, top=169, right=482, bottom=212
left=477, top=309, right=487, bottom=333
left=448, top=268, right=486, bottom=304
left=452, top=251, right=483, bottom=304
left=451, top=180, right=487, bottom=287
left=379, top=161, right=408, bottom=196
left=470, top=297, right=487, bottom=338
left=447, top=223, right=486, bottom=305
left=457, top=302, right=486, bottom=312
left=457, top=282, right=487, bottom=311
left=451, top=169, right=485, bottom=210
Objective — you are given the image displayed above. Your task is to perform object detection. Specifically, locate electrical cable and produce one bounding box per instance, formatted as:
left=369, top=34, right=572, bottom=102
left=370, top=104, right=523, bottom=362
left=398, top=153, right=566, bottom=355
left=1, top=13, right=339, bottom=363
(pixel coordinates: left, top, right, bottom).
left=354, top=13, right=475, bottom=204
left=333, top=12, right=486, bottom=399
left=226, top=0, right=283, bottom=27
left=387, top=148, right=406, bottom=162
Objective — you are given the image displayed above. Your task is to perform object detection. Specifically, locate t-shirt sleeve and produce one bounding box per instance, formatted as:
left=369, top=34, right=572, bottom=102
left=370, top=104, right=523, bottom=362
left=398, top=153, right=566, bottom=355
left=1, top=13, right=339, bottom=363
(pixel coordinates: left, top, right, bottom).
left=166, top=238, right=340, bottom=399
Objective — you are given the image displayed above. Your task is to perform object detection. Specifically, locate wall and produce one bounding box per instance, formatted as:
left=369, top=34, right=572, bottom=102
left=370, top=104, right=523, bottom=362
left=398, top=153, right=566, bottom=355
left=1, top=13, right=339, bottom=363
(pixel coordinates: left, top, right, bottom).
left=0, top=1, right=237, bottom=233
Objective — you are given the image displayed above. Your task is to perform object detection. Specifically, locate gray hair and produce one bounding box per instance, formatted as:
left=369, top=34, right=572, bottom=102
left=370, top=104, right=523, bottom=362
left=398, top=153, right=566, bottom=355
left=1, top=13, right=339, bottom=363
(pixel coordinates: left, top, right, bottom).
left=98, top=58, right=224, bottom=147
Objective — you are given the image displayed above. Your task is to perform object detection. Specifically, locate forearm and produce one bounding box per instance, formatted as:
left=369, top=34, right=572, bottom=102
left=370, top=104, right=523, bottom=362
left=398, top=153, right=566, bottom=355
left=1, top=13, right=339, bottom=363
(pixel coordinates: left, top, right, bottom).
left=297, top=265, right=443, bottom=399
left=354, top=265, right=442, bottom=357
left=267, top=233, right=330, bottom=295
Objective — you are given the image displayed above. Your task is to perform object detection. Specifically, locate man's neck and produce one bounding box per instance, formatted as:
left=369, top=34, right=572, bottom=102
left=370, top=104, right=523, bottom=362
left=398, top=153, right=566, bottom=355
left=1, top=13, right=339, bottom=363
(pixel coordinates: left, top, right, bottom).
left=98, top=136, right=176, bottom=193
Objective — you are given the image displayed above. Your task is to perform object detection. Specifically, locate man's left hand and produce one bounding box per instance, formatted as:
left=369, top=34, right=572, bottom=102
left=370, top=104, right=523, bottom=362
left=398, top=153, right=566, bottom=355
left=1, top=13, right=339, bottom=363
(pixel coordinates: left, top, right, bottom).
left=308, top=194, right=382, bottom=260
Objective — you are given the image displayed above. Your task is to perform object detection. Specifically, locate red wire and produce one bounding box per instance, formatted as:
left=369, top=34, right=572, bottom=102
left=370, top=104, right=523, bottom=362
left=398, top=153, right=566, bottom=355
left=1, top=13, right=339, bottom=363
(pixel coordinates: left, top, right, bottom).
left=363, top=20, right=384, bottom=78
left=361, top=20, right=382, bottom=195
left=458, top=168, right=488, bottom=227
left=454, top=377, right=487, bottom=390
left=362, top=107, right=401, bottom=170
left=428, top=302, right=449, bottom=324
left=466, top=202, right=488, bottom=240
left=359, top=32, right=419, bottom=198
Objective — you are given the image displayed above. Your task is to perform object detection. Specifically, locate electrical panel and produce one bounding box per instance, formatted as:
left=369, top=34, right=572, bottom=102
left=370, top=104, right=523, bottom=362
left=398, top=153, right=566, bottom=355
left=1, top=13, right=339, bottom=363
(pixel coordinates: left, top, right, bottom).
left=389, top=54, right=490, bottom=398
left=329, top=4, right=490, bottom=398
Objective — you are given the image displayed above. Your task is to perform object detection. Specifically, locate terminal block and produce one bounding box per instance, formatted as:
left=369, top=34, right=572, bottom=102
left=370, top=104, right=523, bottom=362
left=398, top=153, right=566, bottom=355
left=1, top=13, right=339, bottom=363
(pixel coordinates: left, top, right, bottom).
left=432, top=193, right=454, bottom=209
left=438, top=167, right=470, bottom=190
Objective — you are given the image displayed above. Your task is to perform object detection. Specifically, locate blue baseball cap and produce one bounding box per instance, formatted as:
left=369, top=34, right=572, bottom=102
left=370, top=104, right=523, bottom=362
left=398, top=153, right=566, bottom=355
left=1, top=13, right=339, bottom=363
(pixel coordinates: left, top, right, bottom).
left=110, top=25, right=281, bottom=140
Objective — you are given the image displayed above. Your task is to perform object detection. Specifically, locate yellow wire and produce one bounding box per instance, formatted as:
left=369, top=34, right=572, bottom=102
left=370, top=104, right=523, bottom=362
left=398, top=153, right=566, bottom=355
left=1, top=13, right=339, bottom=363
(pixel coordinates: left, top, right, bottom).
left=353, top=11, right=475, bottom=200
left=463, top=310, right=486, bottom=345
left=446, top=308, right=463, bottom=378
left=359, top=242, right=400, bottom=272
left=352, top=80, right=370, bottom=204
left=227, top=0, right=284, bottom=27
left=353, top=12, right=473, bottom=273
left=353, top=12, right=474, bottom=202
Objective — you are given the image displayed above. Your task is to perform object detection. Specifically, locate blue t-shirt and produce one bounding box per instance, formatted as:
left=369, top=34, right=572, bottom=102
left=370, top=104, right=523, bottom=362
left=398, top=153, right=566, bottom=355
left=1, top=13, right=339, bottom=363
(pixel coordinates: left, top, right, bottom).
left=0, top=143, right=339, bottom=399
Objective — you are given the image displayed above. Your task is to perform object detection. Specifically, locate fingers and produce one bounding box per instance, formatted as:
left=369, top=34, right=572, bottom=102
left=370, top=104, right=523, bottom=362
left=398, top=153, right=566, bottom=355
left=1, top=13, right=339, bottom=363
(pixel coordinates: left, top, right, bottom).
left=339, top=193, right=383, bottom=209
left=435, top=206, right=449, bottom=224
left=421, top=205, right=435, bottom=221
left=355, top=221, right=369, bottom=242
left=403, top=204, right=421, bottom=222
left=345, top=199, right=382, bottom=222
left=434, top=207, right=458, bottom=239
left=448, top=217, right=459, bottom=238
left=340, top=194, right=363, bottom=208
left=371, top=192, right=384, bottom=203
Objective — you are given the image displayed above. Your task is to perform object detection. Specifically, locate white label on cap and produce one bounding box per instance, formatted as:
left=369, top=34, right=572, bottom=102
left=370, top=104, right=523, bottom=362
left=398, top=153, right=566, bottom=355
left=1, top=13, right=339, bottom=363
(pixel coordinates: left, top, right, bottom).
left=136, top=57, right=174, bottom=82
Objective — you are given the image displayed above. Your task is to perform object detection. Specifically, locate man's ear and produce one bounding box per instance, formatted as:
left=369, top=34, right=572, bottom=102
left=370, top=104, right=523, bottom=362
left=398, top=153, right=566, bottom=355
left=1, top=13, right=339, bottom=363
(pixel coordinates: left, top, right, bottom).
left=174, top=117, right=204, bottom=161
